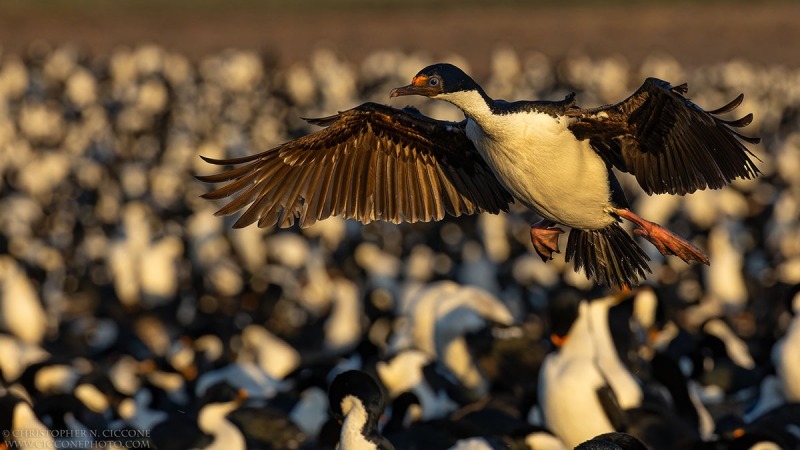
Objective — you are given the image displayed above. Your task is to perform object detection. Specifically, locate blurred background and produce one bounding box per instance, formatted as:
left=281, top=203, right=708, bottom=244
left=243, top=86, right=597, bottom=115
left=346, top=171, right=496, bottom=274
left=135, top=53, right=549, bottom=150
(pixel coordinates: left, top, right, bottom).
left=0, top=1, right=799, bottom=449
left=2, top=0, right=800, bottom=69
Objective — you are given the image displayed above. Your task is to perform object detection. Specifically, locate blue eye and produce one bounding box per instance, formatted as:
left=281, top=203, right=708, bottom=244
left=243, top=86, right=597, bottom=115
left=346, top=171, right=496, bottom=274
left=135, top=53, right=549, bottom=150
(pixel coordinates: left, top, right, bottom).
left=429, top=77, right=440, bottom=87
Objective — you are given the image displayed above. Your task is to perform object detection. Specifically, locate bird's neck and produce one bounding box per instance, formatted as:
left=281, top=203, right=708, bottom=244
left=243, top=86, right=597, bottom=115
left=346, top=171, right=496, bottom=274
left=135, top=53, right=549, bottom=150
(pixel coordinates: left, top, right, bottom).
left=437, top=89, right=495, bottom=122
left=560, top=302, right=596, bottom=357
left=198, top=402, right=246, bottom=450
left=340, top=398, right=379, bottom=450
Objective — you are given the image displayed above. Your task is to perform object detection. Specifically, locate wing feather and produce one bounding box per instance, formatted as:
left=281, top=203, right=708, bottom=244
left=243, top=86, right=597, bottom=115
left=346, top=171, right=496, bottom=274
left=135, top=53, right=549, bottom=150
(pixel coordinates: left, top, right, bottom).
left=199, top=102, right=513, bottom=228
left=333, top=142, right=356, bottom=217
left=568, top=78, right=760, bottom=195
left=303, top=150, right=331, bottom=226
left=403, top=155, right=420, bottom=223
left=385, top=146, right=399, bottom=223
left=426, top=163, right=445, bottom=221
left=373, top=145, right=388, bottom=221
left=417, top=150, right=434, bottom=219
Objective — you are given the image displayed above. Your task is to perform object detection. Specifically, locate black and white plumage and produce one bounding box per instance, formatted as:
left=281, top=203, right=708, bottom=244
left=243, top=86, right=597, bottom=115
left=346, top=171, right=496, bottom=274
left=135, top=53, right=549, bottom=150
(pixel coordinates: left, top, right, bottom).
left=198, top=63, right=760, bottom=288
left=328, top=370, right=394, bottom=450
left=538, top=294, right=622, bottom=448
left=0, top=391, right=56, bottom=449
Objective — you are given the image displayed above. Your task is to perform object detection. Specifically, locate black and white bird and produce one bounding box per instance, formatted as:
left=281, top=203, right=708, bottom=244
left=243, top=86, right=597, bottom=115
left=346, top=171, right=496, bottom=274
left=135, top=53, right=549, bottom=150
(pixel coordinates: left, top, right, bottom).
left=328, top=370, right=394, bottom=450
left=198, top=63, right=760, bottom=288
left=537, top=293, right=626, bottom=448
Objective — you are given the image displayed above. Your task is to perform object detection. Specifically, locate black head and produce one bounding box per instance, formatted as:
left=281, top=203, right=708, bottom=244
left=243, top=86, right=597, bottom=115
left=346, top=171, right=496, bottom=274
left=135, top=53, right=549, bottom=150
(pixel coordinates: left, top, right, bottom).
left=390, top=63, right=480, bottom=98
left=575, top=432, right=648, bottom=450
left=328, top=370, right=385, bottom=421
left=0, top=391, right=26, bottom=432
left=547, top=288, right=583, bottom=348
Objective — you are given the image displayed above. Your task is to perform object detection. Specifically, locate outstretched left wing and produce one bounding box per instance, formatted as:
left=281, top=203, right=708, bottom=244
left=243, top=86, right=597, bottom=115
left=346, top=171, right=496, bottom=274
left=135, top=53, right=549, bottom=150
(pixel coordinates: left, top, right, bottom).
left=567, top=78, right=760, bottom=195
left=197, top=102, right=513, bottom=229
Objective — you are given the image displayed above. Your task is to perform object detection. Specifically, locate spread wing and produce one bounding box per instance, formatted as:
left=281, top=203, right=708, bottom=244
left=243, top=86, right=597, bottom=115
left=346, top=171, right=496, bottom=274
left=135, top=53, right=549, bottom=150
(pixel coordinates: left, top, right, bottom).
left=197, top=102, right=513, bottom=228
left=567, top=78, right=760, bottom=195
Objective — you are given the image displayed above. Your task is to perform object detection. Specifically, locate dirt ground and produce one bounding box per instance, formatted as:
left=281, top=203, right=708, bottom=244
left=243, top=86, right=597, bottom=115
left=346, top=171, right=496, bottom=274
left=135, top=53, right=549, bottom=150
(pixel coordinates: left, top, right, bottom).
left=0, top=2, right=798, bottom=74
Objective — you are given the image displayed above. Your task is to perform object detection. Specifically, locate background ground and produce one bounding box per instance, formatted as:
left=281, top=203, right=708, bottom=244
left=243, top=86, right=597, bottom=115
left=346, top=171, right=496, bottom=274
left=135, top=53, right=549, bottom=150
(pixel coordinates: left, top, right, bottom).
left=0, top=1, right=797, bottom=75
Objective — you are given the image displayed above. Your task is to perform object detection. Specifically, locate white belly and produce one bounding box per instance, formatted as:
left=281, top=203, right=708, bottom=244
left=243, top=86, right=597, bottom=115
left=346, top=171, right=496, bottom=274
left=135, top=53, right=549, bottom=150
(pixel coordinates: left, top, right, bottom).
left=466, top=112, right=614, bottom=230
left=537, top=302, right=615, bottom=447
left=539, top=352, right=616, bottom=447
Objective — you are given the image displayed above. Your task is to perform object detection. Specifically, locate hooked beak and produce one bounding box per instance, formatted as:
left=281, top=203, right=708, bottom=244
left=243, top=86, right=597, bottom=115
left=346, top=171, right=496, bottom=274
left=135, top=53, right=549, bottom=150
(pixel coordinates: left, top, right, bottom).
left=550, top=333, right=568, bottom=348
left=390, top=76, right=439, bottom=98
left=390, top=84, right=427, bottom=98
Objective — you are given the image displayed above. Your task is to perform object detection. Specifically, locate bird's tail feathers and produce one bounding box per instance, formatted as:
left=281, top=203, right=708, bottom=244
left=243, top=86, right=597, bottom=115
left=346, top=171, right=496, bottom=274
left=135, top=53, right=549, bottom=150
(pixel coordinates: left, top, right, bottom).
left=566, top=222, right=651, bottom=289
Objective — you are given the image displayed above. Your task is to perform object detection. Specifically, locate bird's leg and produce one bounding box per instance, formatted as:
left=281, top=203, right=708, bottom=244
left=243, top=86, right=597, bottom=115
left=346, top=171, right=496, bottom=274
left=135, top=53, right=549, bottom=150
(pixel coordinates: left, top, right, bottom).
left=530, top=219, right=564, bottom=262
left=614, top=208, right=709, bottom=265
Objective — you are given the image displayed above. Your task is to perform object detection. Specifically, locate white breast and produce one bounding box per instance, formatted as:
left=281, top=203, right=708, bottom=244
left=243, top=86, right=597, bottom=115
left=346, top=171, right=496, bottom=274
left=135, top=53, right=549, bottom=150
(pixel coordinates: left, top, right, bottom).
left=588, top=297, right=643, bottom=410
left=466, top=112, right=614, bottom=230
left=537, top=302, right=615, bottom=447
left=339, top=396, right=378, bottom=450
